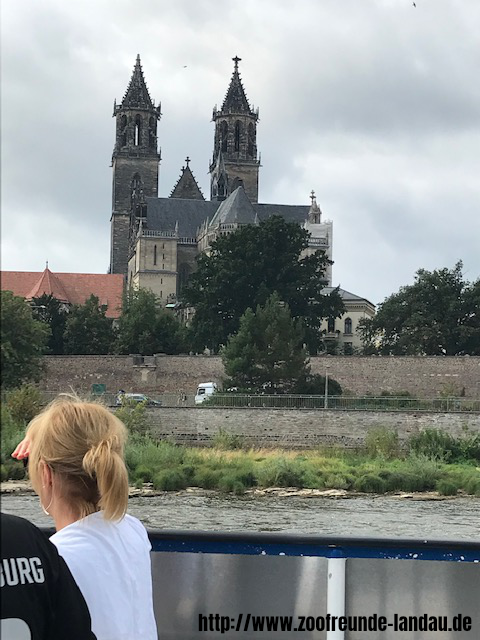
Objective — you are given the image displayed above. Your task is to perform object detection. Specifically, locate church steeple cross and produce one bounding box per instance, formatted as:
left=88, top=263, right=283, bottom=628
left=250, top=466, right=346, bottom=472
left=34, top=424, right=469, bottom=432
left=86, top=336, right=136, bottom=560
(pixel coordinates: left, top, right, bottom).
left=185, top=156, right=190, bottom=167
left=310, top=190, right=316, bottom=204
left=232, top=56, right=241, bottom=71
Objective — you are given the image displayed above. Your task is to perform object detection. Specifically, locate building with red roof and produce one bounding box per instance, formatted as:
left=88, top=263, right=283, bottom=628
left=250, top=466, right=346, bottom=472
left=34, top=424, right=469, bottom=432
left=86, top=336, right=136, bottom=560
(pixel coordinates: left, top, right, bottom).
left=1, top=267, right=124, bottom=319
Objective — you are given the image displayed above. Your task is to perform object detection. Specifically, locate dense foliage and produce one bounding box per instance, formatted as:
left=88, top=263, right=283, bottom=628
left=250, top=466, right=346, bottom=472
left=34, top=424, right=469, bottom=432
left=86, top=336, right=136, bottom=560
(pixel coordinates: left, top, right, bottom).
left=63, top=295, right=116, bottom=354
left=31, top=294, right=68, bottom=355
left=182, top=216, right=344, bottom=352
left=1, top=291, right=49, bottom=389
left=359, top=262, right=480, bottom=355
left=222, top=293, right=309, bottom=393
left=116, top=288, right=187, bottom=355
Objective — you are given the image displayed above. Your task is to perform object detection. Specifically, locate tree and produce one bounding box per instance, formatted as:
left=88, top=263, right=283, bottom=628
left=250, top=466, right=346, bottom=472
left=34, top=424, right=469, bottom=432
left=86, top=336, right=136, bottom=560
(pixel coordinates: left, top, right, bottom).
left=31, top=294, right=68, bottom=354
left=63, top=295, right=116, bottom=355
left=182, top=216, right=344, bottom=352
left=116, top=288, right=187, bottom=355
left=1, top=291, right=49, bottom=389
left=359, top=262, right=480, bottom=355
left=222, top=293, right=310, bottom=393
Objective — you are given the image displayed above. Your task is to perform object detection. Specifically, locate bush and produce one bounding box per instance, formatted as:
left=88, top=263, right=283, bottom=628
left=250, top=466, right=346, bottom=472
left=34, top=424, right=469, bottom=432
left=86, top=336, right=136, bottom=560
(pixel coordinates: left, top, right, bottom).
left=218, top=473, right=247, bottom=494
left=212, top=428, right=245, bottom=450
left=152, top=469, right=188, bottom=491
left=192, top=467, right=223, bottom=489
left=408, top=429, right=480, bottom=463
left=135, top=464, right=154, bottom=483
left=5, top=384, right=44, bottom=425
left=257, top=458, right=307, bottom=488
left=464, top=476, right=480, bottom=496
left=354, top=474, right=387, bottom=493
left=365, top=427, right=399, bottom=459
left=436, top=479, right=458, bottom=496
left=404, top=455, right=442, bottom=491
left=115, top=401, right=148, bottom=436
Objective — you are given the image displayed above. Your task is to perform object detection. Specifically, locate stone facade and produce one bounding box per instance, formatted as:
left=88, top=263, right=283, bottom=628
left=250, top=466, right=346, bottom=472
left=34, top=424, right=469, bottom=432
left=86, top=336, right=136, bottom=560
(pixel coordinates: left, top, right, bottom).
left=144, top=407, right=480, bottom=449
left=40, top=355, right=480, bottom=398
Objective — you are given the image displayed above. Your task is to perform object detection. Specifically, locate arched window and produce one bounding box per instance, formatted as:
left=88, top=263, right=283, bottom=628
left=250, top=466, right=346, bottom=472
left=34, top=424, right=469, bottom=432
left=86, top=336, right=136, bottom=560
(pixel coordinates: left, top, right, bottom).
left=247, top=122, right=255, bottom=157
left=328, top=318, right=335, bottom=333
left=131, top=173, right=142, bottom=207
left=134, top=114, right=142, bottom=146
left=234, top=121, right=241, bottom=152
left=218, top=176, right=225, bottom=197
left=344, top=317, right=353, bottom=334
left=148, top=116, right=156, bottom=148
left=178, top=264, right=191, bottom=295
left=153, top=245, right=157, bottom=266
left=220, top=121, right=228, bottom=152
left=120, top=115, right=127, bottom=147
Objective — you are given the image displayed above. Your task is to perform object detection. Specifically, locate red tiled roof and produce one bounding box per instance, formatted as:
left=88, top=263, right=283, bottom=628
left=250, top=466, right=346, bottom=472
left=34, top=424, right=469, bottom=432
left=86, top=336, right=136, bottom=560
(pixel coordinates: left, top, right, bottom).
left=1, top=269, right=124, bottom=318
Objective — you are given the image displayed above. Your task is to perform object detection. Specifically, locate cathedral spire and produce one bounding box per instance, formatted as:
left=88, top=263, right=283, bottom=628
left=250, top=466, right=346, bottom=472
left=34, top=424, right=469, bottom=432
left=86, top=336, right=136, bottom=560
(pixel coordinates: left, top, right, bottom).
left=221, top=56, right=255, bottom=115
left=121, top=54, right=157, bottom=110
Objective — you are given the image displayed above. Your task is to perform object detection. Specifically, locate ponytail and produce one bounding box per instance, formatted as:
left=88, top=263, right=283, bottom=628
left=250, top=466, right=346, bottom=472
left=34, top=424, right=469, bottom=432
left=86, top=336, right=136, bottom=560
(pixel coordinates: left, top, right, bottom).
left=83, top=438, right=128, bottom=520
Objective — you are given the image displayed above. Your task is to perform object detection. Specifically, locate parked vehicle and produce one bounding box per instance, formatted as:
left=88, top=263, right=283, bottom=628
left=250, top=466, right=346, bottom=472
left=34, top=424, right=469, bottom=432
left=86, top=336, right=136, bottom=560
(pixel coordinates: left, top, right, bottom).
left=194, top=382, right=218, bottom=405
left=115, top=393, right=162, bottom=407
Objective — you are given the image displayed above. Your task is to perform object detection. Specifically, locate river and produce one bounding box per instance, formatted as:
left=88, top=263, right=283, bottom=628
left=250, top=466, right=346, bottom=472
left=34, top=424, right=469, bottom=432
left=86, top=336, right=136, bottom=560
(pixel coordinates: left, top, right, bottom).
left=2, top=492, right=479, bottom=540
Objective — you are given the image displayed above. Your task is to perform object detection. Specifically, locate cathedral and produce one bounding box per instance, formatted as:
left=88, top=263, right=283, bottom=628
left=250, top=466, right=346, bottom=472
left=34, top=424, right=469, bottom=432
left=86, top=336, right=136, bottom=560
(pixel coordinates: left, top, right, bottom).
left=109, top=55, right=333, bottom=303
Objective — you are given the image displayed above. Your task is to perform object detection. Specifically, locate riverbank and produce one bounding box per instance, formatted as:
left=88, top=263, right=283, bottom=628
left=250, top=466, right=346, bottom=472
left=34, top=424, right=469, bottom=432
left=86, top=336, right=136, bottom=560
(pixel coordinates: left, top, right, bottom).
left=1, top=479, right=474, bottom=501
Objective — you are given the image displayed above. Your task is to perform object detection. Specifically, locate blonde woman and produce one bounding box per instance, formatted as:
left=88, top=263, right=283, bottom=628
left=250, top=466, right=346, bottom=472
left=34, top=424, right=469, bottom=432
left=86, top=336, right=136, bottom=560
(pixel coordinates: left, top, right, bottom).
left=12, top=396, right=158, bottom=640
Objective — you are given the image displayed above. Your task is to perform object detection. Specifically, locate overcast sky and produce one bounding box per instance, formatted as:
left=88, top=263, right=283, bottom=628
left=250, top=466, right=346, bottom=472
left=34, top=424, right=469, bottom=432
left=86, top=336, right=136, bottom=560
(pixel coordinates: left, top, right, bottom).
left=2, top=0, right=479, bottom=306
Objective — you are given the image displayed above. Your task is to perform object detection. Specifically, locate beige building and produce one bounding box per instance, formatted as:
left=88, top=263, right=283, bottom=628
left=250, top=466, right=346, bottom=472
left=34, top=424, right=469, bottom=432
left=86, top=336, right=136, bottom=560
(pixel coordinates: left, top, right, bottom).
left=320, top=288, right=376, bottom=354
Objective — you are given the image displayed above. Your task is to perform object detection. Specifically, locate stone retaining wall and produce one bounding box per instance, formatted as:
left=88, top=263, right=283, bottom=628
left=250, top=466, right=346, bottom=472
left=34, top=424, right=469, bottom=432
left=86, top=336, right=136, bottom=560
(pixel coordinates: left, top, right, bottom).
left=41, top=355, right=480, bottom=398
left=146, top=408, right=480, bottom=449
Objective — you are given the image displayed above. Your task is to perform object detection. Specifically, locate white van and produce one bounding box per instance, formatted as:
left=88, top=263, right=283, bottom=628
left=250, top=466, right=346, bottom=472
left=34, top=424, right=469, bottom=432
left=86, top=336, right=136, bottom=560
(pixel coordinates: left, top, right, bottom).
left=195, top=382, right=218, bottom=405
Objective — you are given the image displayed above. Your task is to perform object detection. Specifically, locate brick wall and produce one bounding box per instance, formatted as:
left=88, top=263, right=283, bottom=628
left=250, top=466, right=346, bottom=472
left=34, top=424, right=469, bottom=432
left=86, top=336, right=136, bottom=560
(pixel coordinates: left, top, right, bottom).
left=145, top=407, right=480, bottom=449
left=41, top=355, right=480, bottom=398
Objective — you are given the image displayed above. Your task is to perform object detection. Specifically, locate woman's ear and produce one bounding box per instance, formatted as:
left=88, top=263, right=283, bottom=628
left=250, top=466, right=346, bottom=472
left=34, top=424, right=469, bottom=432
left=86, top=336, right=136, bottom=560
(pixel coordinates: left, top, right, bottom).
left=41, top=461, right=53, bottom=488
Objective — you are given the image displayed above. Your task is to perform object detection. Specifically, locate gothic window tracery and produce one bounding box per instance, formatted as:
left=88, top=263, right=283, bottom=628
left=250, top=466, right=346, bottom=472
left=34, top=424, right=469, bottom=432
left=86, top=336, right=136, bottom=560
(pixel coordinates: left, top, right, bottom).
left=247, top=122, right=255, bottom=157
left=120, top=115, right=128, bottom=147
left=234, top=121, right=241, bottom=152
left=220, top=121, right=228, bottom=152
left=134, top=114, right=142, bottom=146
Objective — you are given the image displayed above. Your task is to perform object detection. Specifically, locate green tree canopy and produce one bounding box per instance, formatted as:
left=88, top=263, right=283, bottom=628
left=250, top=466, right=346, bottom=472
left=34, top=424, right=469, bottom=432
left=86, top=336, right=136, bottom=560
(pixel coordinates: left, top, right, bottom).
left=222, top=293, right=310, bottom=393
left=1, top=291, right=49, bottom=389
left=116, top=288, right=187, bottom=355
left=63, top=295, right=116, bottom=355
left=359, top=262, right=480, bottom=355
left=182, top=216, right=344, bottom=352
left=31, top=294, right=68, bottom=355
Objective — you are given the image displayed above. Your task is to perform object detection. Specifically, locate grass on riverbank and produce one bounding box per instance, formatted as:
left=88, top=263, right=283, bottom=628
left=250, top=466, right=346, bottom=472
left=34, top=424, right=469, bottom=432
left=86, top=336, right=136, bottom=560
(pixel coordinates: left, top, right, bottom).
left=124, top=434, right=480, bottom=497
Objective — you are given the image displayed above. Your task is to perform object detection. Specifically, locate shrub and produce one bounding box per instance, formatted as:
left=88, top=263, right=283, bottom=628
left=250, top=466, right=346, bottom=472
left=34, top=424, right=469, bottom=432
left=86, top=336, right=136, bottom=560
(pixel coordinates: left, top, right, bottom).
left=257, top=458, right=307, bottom=488
left=464, top=476, right=480, bottom=496
left=408, top=429, right=480, bottom=463
left=354, top=474, right=387, bottom=493
left=365, top=427, right=399, bottom=459
left=404, top=455, right=442, bottom=491
left=115, top=401, right=148, bottom=436
left=218, top=473, right=247, bottom=494
left=436, top=479, right=458, bottom=496
left=135, top=465, right=154, bottom=483
left=192, top=467, right=223, bottom=489
left=152, top=469, right=188, bottom=491
left=212, top=428, right=245, bottom=450
left=5, top=384, right=44, bottom=425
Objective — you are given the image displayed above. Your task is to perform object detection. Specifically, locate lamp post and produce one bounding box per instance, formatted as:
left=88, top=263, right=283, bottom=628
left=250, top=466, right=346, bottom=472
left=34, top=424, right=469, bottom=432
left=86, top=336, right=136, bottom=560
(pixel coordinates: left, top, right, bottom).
left=324, top=366, right=329, bottom=409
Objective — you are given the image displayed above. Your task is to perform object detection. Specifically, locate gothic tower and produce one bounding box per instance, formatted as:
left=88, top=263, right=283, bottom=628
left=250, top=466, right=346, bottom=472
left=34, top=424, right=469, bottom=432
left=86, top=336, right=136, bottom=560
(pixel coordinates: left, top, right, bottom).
left=210, top=57, right=260, bottom=203
left=110, top=55, right=161, bottom=275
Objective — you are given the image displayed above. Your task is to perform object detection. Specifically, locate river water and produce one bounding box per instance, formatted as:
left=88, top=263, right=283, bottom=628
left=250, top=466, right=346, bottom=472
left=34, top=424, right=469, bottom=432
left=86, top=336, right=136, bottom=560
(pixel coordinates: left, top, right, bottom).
left=2, top=492, right=479, bottom=540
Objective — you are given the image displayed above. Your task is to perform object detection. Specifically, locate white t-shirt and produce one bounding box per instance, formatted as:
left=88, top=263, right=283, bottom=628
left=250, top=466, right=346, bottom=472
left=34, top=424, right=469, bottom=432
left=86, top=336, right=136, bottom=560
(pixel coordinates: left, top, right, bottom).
left=51, top=511, right=158, bottom=640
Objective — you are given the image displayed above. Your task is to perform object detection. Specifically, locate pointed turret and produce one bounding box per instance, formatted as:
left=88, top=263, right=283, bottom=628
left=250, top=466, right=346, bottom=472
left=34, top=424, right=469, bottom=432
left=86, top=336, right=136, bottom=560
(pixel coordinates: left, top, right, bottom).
left=170, top=157, right=205, bottom=200
left=221, top=56, right=254, bottom=115
left=210, top=57, right=260, bottom=203
left=26, top=267, right=70, bottom=303
left=121, top=54, right=157, bottom=111
left=307, top=190, right=322, bottom=224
